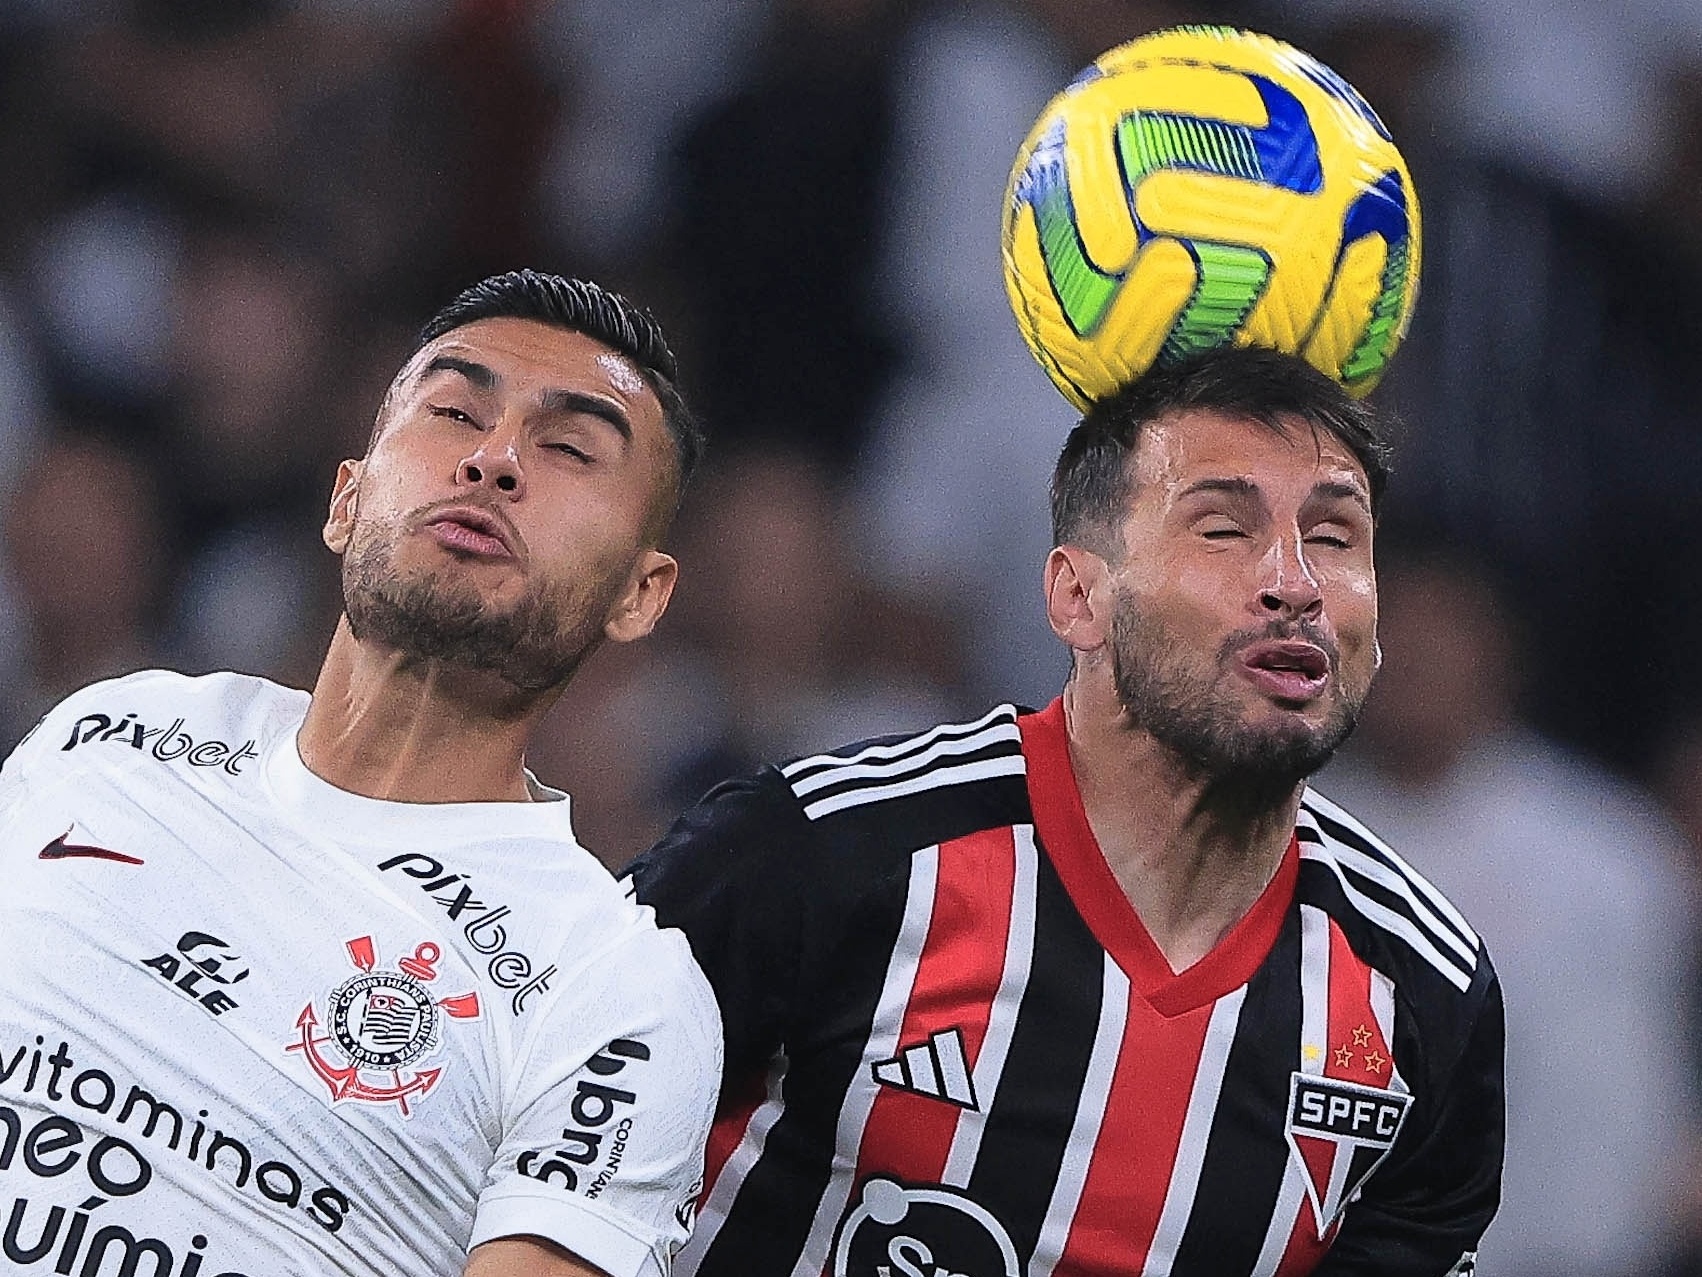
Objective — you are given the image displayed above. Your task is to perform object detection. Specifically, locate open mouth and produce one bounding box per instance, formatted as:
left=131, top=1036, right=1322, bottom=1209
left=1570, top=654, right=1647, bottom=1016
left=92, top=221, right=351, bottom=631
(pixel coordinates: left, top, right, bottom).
left=1239, top=640, right=1331, bottom=702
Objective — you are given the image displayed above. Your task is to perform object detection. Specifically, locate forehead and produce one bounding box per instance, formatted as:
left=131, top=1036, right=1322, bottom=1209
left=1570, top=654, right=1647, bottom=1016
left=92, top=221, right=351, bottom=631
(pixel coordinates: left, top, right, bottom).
left=1130, top=407, right=1369, bottom=500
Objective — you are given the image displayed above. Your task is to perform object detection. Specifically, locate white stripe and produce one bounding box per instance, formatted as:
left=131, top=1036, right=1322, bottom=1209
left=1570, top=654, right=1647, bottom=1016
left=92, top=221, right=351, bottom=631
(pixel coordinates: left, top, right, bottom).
left=781, top=705, right=1015, bottom=778
left=790, top=722, right=1022, bottom=797
left=1309, top=830, right=1479, bottom=966
left=932, top=1031, right=975, bottom=1107
left=1141, top=987, right=1248, bottom=1277
left=1299, top=846, right=1473, bottom=992
left=675, top=1055, right=789, bottom=1277
left=1303, top=789, right=1478, bottom=946
left=801, top=756, right=1027, bottom=820
left=1368, top=969, right=1409, bottom=1095
left=941, top=825, right=1040, bottom=1185
left=788, top=848, right=939, bottom=1277
left=1249, top=1158, right=1311, bottom=1277
left=1030, top=954, right=1130, bottom=1277
left=1299, top=904, right=1331, bottom=1076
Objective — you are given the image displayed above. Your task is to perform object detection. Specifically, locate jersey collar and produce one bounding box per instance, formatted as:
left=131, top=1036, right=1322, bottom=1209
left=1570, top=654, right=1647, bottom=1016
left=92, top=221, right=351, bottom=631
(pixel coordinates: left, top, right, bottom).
left=1018, top=697, right=1298, bottom=1017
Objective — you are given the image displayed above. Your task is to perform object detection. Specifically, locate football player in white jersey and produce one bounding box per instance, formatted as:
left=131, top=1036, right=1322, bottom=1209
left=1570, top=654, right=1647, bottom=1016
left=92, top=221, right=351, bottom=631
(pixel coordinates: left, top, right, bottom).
left=0, top=270, right=721, bottom=1277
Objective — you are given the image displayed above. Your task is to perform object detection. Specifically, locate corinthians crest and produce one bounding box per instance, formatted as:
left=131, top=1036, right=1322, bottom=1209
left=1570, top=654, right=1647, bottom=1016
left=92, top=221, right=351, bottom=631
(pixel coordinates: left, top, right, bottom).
left=287, top=935, right=480, bottom=1116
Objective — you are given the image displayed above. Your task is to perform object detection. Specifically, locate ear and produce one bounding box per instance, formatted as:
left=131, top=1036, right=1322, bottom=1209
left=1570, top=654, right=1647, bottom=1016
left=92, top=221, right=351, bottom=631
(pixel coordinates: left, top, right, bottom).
left=1044, top=544, right=1115, bottom=654
left=322, top=459, right=363, bottom=555
left=603, top=550, right=679, bottom=645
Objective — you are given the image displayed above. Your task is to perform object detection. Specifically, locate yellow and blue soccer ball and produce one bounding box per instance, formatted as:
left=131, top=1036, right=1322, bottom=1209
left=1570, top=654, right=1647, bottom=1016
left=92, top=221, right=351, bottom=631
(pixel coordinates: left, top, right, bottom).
left=1002, top=25, right=1420, bottom=410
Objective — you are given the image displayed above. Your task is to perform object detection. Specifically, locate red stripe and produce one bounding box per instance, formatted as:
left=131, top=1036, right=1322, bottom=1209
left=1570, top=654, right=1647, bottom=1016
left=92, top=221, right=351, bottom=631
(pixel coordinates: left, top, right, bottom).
left=1273, top=1204, right=1337, bottom=1275
left=854, top=827, right=1016, bottom=1179
left=1020, top=699, right=1296, bottom=1014
left=1324, top=920, right=1393, bottom=1088
left=1054, top=993, right=1215, bottom=1272
left=701, top=1069, right=767, bottom=1200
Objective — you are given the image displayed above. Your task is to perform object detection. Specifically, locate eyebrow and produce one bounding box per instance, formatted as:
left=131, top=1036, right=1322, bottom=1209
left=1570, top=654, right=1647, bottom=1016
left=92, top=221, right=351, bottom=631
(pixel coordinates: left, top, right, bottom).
left=422, top=354, right=495, bottom=389
left=1177, top=476, right=1371, bottom=514
left=540, top=388, right=632, bottom=443
left=1309, top=479, right=1373, bottom=515
left=422, top=355, right=633, bottom=443
left=1179, top=477, right=1261, bottom=503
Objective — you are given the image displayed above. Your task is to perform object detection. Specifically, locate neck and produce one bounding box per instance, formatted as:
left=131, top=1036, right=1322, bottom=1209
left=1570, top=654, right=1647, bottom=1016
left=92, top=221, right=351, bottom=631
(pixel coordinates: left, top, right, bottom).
left=296, top=617, right=559, bottom=804
left=1061, top=674, right=1302, bottom=974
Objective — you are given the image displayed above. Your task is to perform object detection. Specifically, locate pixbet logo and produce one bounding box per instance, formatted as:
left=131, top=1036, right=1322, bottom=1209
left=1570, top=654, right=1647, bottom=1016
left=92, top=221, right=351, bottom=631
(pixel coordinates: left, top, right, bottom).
left=61, top=711, right=258, bottom=775
left=516, top=1038, right=649, bottom=1194
left=375, top=853, right=556, bottom=1015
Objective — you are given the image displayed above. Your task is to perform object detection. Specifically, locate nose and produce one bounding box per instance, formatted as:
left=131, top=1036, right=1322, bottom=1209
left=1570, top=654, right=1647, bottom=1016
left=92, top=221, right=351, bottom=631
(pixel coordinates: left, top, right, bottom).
left=456, top=435, right=524, bottom=498
left=1257, top=537, right=1323, bottom=619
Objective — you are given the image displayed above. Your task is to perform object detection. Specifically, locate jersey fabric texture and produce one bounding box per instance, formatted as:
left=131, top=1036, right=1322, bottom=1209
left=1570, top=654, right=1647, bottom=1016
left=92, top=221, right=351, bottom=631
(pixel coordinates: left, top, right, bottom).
left=629, top=699, right=1503, bottom=1277
left=0, top=669, right=721, bottom=1277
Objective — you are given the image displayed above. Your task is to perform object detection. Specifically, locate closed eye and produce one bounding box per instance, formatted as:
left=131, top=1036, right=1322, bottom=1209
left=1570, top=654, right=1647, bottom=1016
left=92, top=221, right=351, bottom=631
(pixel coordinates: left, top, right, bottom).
left=544, top=442, right=591, bottom=461
left=430, top=405, right=480, bottom=427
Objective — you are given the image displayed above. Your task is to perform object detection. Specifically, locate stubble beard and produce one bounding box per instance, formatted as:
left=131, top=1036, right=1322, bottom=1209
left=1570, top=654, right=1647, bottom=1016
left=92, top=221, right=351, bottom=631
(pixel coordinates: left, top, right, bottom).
left=1109, top=595, right=1365, bottom=800
left=341, top=515, right=615, bottom=695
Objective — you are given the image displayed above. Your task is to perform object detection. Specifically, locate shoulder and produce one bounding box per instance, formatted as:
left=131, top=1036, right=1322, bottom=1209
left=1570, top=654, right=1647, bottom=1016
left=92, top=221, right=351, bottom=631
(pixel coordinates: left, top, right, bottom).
left=637, top=704, right=1032, bottom=884
left=1295, top=787, right=1495, bottom=1006
left=9, top=669, right=303, bottom=772
left=527, top=886, right=723, bottom=1059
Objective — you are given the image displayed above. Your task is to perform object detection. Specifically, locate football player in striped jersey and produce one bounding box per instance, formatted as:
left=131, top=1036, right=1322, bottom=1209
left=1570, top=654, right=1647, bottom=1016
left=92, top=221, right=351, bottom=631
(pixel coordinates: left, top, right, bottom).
left=630, top=344, right=1501, bottom=1277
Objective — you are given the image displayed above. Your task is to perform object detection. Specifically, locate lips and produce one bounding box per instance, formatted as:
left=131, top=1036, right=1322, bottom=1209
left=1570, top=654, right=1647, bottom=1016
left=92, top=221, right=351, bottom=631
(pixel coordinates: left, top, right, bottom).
left=1238, top=639, right=1332, bottom=703
left=423, top=505, right=517, bottom=558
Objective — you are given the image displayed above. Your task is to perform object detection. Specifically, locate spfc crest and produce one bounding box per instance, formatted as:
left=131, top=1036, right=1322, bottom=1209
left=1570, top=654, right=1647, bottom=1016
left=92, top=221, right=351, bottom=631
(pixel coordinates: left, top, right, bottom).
left=1285, top=1071, right=1412, bottom=1235
left=287, top=936, right=480, bottom=1116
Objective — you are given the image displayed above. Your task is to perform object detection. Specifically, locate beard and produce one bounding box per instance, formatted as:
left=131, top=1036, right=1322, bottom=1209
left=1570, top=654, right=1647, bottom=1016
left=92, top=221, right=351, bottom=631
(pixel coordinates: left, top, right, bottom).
left=1109, top=594, right=1365, bottom=796
left=341, top=512, right=616, bottom=695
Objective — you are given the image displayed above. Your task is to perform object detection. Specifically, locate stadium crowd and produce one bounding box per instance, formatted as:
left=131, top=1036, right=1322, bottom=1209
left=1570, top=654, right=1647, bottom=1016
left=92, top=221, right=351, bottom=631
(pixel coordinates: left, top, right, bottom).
left=3, top=0, right=1702, bottom=1273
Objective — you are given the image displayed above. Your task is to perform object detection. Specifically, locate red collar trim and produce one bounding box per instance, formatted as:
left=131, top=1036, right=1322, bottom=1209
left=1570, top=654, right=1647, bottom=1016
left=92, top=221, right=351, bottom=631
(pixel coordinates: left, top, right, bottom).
left=1018, top=697, right=1298, bottom=1017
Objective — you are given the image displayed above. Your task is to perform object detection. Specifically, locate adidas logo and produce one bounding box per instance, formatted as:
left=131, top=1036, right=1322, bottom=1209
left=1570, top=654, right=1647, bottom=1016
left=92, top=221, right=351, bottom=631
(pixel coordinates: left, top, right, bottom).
left=871, top=1027, right=977, bottom=1109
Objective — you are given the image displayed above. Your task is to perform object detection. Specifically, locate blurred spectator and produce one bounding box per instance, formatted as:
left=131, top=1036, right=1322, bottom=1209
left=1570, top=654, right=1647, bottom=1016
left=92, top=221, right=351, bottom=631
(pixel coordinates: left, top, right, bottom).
left=530, top=447, right=964, bottom=868
left=1321, top=548, right=1700, bottom=1277
left=1317, top=9, right=1702, bottom=774
left=666, top=0, right=909, bottom=469
left=854, top=0, right=1226, bottom=710
left=1, top=434, right=169, bottom=746
left=536, top=0, right=771, bottom=269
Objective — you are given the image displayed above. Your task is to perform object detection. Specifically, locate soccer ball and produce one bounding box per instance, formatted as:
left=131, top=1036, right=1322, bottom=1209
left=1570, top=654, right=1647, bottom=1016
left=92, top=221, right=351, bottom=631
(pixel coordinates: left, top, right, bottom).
left=1002, top=25, right=1420, bottom=410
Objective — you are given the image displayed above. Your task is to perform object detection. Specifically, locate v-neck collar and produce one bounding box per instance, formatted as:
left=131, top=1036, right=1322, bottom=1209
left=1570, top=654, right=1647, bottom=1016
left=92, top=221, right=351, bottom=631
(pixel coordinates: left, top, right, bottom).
left=1018, top=697, right=1298, bottom=1018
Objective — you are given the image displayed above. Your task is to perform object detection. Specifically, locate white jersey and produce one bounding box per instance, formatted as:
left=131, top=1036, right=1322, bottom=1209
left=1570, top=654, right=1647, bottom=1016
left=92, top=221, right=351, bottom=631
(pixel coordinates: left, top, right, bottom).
left=0, top=669, right=721, bottom=1277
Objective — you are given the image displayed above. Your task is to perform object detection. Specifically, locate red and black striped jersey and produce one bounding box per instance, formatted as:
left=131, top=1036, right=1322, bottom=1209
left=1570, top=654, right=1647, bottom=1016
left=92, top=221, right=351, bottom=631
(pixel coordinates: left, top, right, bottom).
left=629, top=699, right=1502, bottom=1277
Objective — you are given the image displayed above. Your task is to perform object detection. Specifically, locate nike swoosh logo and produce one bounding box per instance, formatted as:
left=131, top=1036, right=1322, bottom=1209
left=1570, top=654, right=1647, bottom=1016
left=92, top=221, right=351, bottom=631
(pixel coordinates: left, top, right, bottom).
left=39, top=832, right=144, bottom=866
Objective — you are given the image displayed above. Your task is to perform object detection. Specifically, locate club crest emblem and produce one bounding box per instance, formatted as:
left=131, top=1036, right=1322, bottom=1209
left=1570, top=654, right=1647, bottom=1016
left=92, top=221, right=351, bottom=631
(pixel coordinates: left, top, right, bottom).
left=287, top=935, right=480, bottom=1116
left=1285, top=1070, right=1412, bottom=1235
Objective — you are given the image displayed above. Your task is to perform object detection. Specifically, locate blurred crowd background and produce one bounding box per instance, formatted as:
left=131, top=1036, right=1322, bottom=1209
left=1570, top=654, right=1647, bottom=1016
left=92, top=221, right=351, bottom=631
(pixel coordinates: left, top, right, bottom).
left=3, top=0, right=1702, bottom=1272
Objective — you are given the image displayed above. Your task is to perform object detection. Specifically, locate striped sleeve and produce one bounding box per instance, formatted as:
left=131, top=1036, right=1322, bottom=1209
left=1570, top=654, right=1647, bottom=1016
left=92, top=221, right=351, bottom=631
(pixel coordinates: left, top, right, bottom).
left=1312, top=958, right=1504, bottom=1275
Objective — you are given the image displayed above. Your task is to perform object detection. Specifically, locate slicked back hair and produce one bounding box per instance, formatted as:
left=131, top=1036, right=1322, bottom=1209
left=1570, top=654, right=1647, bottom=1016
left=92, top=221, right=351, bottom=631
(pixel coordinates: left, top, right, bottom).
left=406, top=269, right=705, bottom=517
left=1050, top=346, right=1391, bottom=555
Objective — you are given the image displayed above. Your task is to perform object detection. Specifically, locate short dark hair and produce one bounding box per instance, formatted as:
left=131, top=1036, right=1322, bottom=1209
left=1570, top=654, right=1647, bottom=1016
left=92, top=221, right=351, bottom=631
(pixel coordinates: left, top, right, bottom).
left=414, top=269, right=706, bottom=502
left=1050, top=346, right=1392, bottom=552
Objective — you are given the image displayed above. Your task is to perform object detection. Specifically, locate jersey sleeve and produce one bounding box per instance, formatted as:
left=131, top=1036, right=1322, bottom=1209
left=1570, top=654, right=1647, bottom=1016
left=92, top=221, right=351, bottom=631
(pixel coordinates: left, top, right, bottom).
left=1315, top=958, right=1505, bottom=1276
left=470, top=925, right=722, bottom=1277
left=0, top=675, right=146, bottom=818
left=625, top=768, right=819, bottom=1086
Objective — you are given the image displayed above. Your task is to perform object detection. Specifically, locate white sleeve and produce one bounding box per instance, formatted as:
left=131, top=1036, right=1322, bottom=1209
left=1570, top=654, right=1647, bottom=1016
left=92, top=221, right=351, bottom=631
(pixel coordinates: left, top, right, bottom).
left=471, top=923, right=722, bottom=1277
